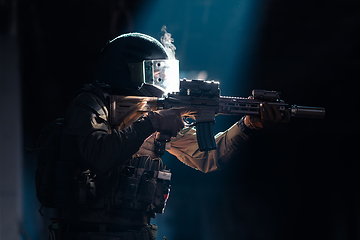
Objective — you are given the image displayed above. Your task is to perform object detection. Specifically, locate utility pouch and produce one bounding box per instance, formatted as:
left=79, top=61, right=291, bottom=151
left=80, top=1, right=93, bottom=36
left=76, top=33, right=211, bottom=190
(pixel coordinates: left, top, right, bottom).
left=77, top=170, right=97, bottom=206
left=153, top=170, right=171, bottom=213
left=137, top=171, right=157, bottom=208
left=123, top=177, right=140, bottom=208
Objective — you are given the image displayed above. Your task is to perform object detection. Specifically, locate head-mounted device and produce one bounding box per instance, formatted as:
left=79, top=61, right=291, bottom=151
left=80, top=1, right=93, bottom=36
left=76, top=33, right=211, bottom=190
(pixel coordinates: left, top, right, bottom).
left=129, top=59, right=179, bottom=95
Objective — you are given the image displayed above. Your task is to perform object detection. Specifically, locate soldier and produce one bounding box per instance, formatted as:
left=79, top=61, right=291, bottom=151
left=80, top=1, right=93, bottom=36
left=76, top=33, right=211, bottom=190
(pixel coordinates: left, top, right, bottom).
left=52, top=32, right=288, bottom=240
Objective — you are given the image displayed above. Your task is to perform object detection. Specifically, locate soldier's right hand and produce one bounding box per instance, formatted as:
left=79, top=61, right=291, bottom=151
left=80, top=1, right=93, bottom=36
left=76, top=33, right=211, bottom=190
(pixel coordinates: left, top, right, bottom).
left=145, top=109, right=184, bottom=137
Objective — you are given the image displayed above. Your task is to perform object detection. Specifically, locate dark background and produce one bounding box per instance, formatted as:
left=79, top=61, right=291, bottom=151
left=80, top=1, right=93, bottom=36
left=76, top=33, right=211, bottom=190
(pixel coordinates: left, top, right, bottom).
left=1, top=0, right=359, bottom=239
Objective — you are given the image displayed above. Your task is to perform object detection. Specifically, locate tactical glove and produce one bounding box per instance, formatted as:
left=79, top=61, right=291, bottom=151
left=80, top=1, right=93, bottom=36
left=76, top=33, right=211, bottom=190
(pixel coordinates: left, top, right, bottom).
left=244, top=102, right=290, bottom=130
left=145, top=109, right=184, bottom=138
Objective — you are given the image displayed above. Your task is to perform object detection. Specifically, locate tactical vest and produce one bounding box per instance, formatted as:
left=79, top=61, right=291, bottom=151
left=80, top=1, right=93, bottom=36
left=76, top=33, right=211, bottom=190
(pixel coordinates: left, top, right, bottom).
left=55, top=155, right=171, bottom=214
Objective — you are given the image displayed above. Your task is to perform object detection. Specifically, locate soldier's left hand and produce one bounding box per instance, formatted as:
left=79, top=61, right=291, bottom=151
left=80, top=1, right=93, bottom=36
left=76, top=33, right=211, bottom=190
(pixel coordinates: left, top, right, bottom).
left=244, top=102, right=290, bottom=130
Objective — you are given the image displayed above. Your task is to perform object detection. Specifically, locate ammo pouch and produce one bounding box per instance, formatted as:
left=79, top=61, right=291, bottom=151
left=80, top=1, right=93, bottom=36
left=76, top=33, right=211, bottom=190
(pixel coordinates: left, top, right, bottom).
left=112, top=156, right=171, bottom=213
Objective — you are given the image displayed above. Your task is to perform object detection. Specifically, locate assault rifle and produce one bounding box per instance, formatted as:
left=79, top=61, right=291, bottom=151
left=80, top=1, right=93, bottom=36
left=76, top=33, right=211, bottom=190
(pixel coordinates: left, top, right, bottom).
left=110, top=79, right=325, bottom=151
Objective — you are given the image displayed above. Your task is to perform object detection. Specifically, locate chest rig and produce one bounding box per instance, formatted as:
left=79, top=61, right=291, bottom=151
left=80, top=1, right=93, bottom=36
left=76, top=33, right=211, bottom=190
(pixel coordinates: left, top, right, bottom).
left=106, top=155, right=171, bottom=214
left=55, top=156, right=171, bottom=218
left=71, top=155, right=171, bottom=215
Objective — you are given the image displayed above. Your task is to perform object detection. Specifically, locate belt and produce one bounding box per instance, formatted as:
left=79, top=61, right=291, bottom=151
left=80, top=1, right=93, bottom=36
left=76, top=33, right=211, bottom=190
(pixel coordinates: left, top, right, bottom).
left=66, top=224, right=146, bottom=233
left=64, top=224, right=155, bottom=240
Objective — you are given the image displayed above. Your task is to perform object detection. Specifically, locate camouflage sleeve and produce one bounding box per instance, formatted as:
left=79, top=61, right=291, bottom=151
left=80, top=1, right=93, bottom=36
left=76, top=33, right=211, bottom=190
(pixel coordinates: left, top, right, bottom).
left=167, top=123, right=249, bottom=173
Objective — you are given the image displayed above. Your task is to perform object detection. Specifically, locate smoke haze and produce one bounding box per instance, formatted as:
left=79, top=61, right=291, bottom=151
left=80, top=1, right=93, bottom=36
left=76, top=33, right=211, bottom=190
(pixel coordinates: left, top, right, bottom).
left=161, top=25, right=176, bottom=59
